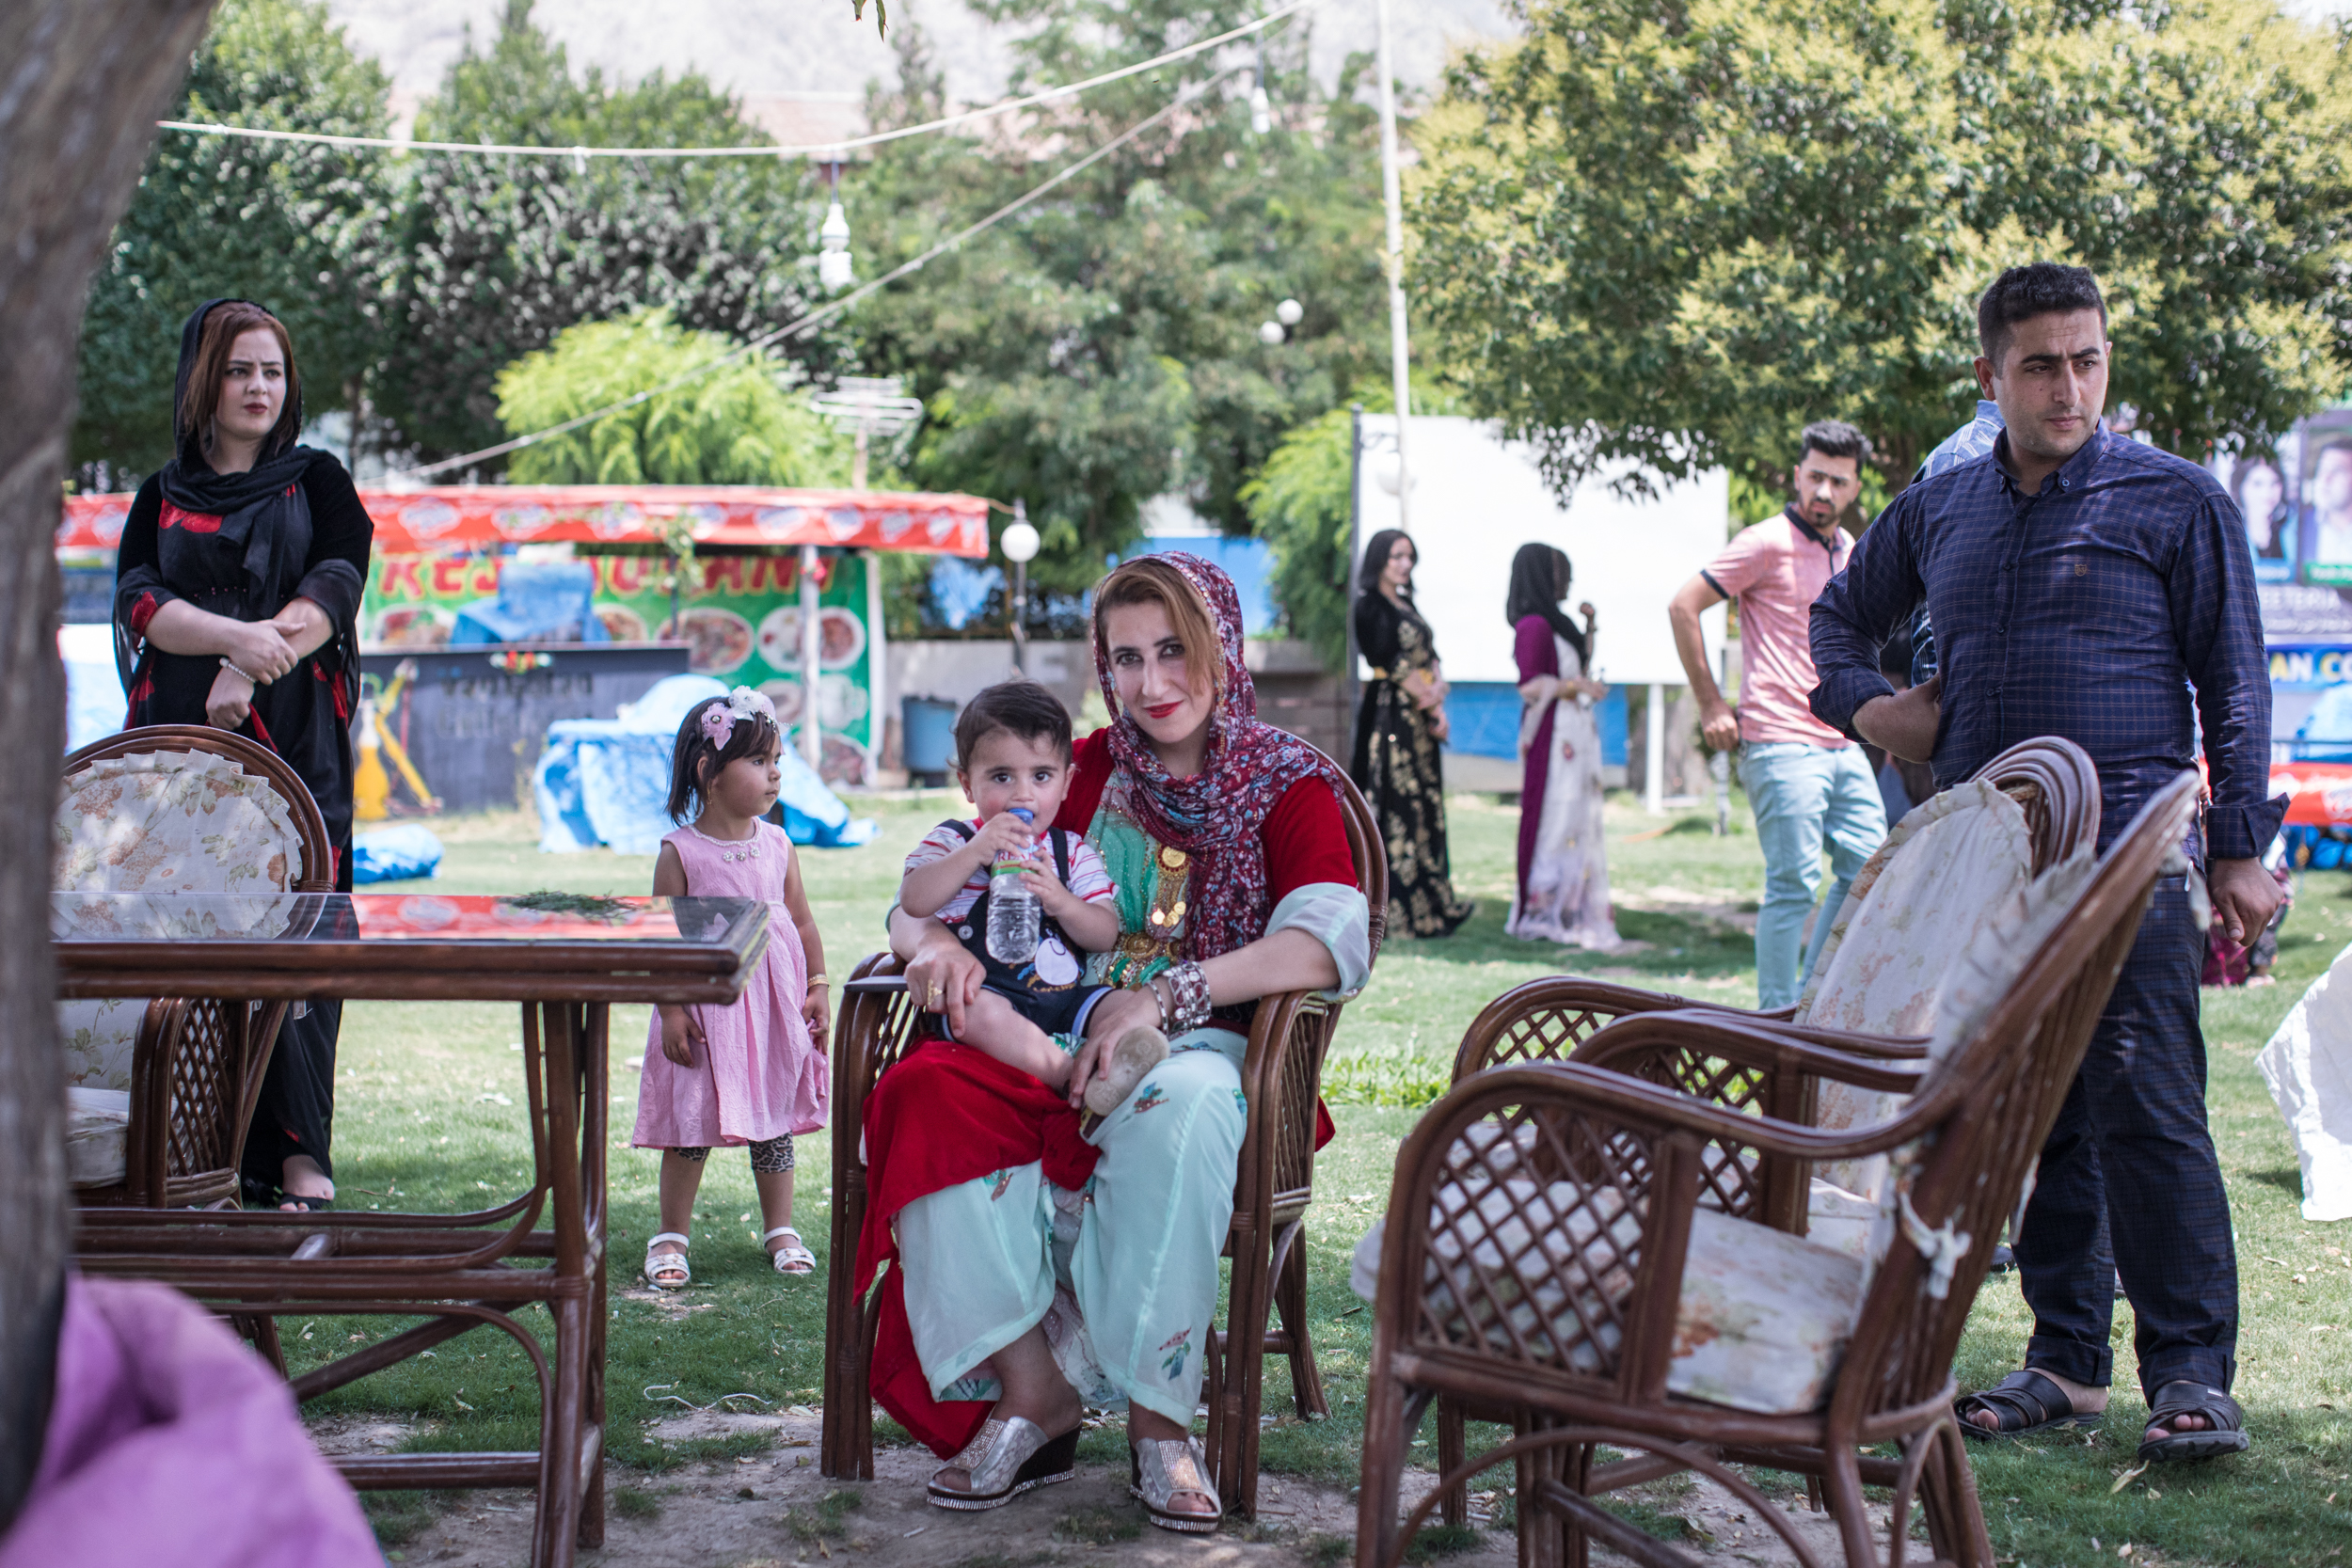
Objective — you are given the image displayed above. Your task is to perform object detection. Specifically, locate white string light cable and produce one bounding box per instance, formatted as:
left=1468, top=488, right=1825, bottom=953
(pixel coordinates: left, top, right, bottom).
left=389, top=79, right=1213, bottom=482
left=157, top=0, right=1317, bottom=164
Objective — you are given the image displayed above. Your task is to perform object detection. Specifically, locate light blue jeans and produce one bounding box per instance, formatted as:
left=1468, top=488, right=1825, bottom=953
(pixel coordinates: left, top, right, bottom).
left=1738, top=741, right=1888, bottom=1011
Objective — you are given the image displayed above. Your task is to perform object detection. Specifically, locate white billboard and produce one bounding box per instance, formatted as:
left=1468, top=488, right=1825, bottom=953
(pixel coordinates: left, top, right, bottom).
left=1352, top=415, right=1728, bottom=688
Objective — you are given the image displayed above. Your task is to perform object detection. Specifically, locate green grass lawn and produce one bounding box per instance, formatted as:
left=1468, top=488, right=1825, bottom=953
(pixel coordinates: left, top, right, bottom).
left=312, top=791, right=2352, bottom=1565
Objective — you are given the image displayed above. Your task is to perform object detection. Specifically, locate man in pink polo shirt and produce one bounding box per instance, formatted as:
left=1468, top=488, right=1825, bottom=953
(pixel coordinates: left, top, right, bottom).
left=1668, top=421, right=1888, bottom=1008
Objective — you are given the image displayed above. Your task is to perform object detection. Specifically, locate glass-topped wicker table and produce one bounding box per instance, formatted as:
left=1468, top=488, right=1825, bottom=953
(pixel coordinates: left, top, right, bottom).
left=56, top=891, right=769, bottom=1568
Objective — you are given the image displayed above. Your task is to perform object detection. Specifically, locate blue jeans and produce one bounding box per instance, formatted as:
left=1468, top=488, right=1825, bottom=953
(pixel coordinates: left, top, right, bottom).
left=1738, top=741, right=1888, bottom=1010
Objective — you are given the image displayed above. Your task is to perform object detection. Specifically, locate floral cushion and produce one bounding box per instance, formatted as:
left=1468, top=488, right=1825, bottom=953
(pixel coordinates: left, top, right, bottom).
left=57, top=998, right=146, bottom=1095
left=1350, top=1174, right=1867, bottom=1416
left=1798, top=781, right=2034, bottom=1037
left=1916, top=846, right=2100, bottom=1094
left=53, top=749, right=306, bottom=1180
left=1804, top=844, right=2100, bottom=1275
left=1801, top=783, right=2034, bottom=1205
left=54, top=750, right=306, bottom=895
left=67, top=1087, right=132, bottom=1188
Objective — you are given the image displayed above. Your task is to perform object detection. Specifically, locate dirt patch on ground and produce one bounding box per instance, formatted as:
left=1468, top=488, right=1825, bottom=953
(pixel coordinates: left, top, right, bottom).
left=370, top=1406, right=1901, bottom=1568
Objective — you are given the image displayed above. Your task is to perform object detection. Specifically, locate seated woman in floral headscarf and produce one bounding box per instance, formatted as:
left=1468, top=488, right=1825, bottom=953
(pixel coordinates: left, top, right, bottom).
left=857, top=555, right=1372, bottom=1533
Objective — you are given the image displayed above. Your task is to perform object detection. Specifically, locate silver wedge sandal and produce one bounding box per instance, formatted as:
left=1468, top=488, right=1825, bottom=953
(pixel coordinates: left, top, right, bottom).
left=1130, top=1434, right=1222, bottom=1533
left=926, top=1417, right=1081, bottom=1512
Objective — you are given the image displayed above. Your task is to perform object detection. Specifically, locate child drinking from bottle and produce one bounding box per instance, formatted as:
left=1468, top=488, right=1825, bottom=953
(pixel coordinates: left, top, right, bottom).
left=635, top=688, right=830, bottom=1288
left=898, top=679, right=1167, bottom=1125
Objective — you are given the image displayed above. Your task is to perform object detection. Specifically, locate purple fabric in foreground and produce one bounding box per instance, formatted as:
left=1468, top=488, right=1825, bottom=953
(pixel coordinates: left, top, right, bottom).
left=1514, top=614, right=1558, bottom=895
left=0, top=1275, right=377, bottom=1568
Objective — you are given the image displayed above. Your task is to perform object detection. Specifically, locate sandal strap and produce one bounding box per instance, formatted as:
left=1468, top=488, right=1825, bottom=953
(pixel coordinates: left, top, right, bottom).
left=761, top=1227, right=802, bottom=1243
left=1133, top=1435, right=1220, bottom=1515
left=1954, top=1369, right=2079, bottom=1433
left=2147, top=1381, right=2244, bottom=1433
left=646, top=1232, right=691, bottom=1249
left=936, top=1418, right=1005, bottom=1483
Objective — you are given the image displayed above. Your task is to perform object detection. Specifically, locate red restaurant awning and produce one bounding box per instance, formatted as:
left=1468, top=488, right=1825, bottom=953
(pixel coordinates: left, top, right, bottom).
left=57, top=483, right=992, bottom=559
left=2273, top=761, right=2352, bottom=828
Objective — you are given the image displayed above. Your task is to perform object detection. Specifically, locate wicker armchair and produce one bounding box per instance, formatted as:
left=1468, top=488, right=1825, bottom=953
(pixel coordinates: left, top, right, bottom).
left=1358, top=769, right=2198, bottom=1568
left=1431, top=738, right=2099, bottom=1524
left=56, top=726, right=333, bottom=1209
left=820, top=758, right=1385, bottom=1517
left=1451, top=737, right=2100, bottom=1085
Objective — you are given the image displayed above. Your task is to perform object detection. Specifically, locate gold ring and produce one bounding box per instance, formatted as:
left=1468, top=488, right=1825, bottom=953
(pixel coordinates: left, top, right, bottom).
left=928, top=983, right=943, bottom=1001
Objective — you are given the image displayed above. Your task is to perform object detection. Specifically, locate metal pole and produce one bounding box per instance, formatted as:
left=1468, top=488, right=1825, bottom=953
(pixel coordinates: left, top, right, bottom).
left=1374, top=0, right=1412, bottom=530
left=1010, top=557, right=1029, bottom=673
left=1645, top=681, right=1665, bottom=816
left=864, top=547, right=886, bottom=783
left=1344, top=404, right=1364, bottom=762
left=800, top=544, right=823, bottom=772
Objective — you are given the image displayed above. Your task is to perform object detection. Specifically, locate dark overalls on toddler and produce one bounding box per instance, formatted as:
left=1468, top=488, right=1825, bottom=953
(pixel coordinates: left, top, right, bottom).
left=930, top=818, right=1113, bottom=1044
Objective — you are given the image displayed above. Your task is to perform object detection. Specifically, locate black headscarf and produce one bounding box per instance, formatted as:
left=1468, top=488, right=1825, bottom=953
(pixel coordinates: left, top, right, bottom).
left=158, top=297, right=315, bottom=515
left=154, top=298, right=323, bottom=619
left=1506, top=542, right=1588, bottom=666
left=1358, top=528, right=1413, bottom=597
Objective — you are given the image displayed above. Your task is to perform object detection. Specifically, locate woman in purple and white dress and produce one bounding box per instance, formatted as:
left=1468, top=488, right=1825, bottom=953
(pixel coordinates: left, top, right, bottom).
left=1506, top=544, right=1619, bottom=950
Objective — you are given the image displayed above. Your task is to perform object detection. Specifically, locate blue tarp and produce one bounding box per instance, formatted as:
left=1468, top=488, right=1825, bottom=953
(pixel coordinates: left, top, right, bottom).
left=452, top=561, right=610, bottom=645
left=1439, top=681, right=1629, bottom=768
left=2299, top=686, right=2352, bottom=762
left=533, top=674, right=876, bottom=856
left=353, top=824, right=445, bottom=883
left=60, top=624, right=124, bottom=752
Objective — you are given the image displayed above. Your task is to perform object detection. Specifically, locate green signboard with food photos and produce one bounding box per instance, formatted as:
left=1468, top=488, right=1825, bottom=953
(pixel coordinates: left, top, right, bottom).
left=363, top=548, right=877, bottom=782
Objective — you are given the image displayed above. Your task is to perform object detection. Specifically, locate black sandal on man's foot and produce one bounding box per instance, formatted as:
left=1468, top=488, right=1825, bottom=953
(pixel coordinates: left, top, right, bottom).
left=277, top=1192, right=333, bottom=1213
left=2137, top=1382, right=2249, bottom=1463
left=1953, top=1370, right=2103, bottom=1441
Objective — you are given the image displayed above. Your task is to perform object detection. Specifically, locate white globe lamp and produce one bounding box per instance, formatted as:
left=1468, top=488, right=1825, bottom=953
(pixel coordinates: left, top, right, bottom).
left=1000, top=518, right=1041, bottom=564
left=818, top=200, right=854, bottom=292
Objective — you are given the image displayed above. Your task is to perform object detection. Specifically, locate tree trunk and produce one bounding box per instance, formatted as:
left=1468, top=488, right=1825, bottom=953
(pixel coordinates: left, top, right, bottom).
left=0, top=1, right=216, bottom=1534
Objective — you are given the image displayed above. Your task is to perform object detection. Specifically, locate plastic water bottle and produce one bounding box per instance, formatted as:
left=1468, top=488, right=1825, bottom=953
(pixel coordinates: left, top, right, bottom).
left=986, top=807, right=1041, bottom=964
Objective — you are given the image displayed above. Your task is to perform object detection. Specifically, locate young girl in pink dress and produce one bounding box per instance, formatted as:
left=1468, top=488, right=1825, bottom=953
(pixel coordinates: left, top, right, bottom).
left=635, top=688, right=831, bottom=1285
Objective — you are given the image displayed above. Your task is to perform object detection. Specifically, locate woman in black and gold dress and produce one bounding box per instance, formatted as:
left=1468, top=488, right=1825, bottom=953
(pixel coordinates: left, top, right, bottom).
left=1350, top=530, right=1472, bottom=938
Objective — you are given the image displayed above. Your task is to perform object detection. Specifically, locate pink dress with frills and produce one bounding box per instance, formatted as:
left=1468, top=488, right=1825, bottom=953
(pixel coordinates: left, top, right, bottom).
left=631, top=819, right=827, bottom=1148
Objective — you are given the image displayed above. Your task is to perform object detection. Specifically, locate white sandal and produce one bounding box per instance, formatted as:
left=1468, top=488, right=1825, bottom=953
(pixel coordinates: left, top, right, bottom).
left=644, top=1232, right=691, bottom=1290
left=1079, top=1025, right=1169, bottom=1137
left=764, top=1226, right=816, bottom=1275
left=1130, top=1434, right=1222, bottom=1533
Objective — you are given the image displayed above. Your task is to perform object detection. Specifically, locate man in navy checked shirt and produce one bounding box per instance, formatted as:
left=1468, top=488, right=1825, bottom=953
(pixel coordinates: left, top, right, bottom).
left=1810, top=263, right=2285, bottom=1464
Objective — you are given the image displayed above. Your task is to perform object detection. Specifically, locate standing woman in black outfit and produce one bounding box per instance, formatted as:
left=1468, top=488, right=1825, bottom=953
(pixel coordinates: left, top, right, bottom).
left=1350, top=528, right=1472, bottom=938
left=113, top=298, right=372, bottom=1212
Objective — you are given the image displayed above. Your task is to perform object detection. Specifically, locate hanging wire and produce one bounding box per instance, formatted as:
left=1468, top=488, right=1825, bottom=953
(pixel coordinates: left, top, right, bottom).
left=387, top=76, right=1226, bottom=483
left=158, top=0, right=1317, bottom=164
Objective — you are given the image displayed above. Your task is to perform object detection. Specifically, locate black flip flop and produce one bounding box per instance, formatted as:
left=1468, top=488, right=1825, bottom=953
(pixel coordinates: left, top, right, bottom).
left=1954, top=1370, right=2103, bottom=1441
left=277, top=1192, right=333, bottom=1213
left=2138, top=1381, right=2250, bottom=1463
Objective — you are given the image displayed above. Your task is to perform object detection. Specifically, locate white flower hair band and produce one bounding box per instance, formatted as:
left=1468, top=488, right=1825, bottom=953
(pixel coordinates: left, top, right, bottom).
left=700, top=686, right=778, bottom=749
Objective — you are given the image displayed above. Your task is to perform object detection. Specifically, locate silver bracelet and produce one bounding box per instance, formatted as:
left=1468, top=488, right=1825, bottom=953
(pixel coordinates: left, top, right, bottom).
left=1163, top=959, right=1212, bottom=1035
left=218, top=657, right=261, bottom=685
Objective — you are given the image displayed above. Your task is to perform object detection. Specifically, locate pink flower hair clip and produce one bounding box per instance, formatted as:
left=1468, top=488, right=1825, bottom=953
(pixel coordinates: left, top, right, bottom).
left=699, top=686, right=776, bottom=749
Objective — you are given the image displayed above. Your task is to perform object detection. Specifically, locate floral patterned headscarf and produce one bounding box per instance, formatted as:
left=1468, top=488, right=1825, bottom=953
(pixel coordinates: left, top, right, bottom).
left=1094, top=553, right=1347, bottom=959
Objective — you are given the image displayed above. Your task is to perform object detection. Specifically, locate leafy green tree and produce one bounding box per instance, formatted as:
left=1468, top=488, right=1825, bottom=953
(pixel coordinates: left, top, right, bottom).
left=374, top=0, right=844, bottom=467
left=1411, top=0, right=2352, bottom=499
left=72, top=0, right=392, bottom=480
left=496, top=310, right=848, bottom=485
left=1240, top=376, right=1461, bottom=666
left=850, top=7, right=1393, bottom=595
